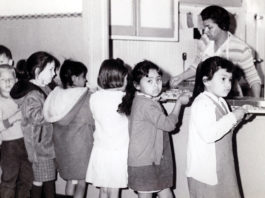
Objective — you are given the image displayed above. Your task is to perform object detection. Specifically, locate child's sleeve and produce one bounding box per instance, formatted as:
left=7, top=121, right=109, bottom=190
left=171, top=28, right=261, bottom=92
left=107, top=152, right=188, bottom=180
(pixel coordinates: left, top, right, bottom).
left=22, top=92, right=47, bottom=125
left=0, top=109, right=7, bottom=131
left=0, top=110, right=22, bottom=131
left=192, top=99, right=237, bottom=143
left=144, top=102, right=179, bottom=132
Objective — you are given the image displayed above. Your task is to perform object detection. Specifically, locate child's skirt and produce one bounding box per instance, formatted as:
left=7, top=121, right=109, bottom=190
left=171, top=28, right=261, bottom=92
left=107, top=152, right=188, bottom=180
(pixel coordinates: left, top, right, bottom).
left=32, top=159, right=56, bottom=182
left=86, top=146, right=128, bottom=188
left=187, top=177, right=241, bottom=198
left=187, top=131, right=241, bottom=198
left=128, top=133, right=174, bottom=191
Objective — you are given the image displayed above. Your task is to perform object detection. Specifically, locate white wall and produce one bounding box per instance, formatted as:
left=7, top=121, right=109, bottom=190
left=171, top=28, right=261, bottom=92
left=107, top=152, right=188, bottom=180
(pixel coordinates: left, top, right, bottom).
left=0, top=16, right=87, bottom=65
left=112, top=28, right=196, bottom=82
left=0, top=0, right=82, bottom=15
left=244, top=0, right=265, bottom=86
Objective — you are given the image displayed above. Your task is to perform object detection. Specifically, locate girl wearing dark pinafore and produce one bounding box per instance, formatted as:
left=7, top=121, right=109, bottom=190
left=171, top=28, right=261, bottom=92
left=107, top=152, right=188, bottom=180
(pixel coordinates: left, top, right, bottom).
left=118, top=60, right=191, bottom=198
left=186, top=56, right=249, bottom=198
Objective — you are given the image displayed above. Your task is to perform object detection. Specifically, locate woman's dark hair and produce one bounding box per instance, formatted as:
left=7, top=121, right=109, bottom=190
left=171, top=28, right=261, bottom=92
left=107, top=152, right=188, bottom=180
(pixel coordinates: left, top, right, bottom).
left=26, top=51, right=59, bottom=80
left=200, top=5, right=230, bottom=31
left=59, top=59, right=88, bottom=89
left=118, top=60, right=162, bottom=116
left=97, top=58, right=129, bottom=89
left=192, top=56, right=235, bottom=100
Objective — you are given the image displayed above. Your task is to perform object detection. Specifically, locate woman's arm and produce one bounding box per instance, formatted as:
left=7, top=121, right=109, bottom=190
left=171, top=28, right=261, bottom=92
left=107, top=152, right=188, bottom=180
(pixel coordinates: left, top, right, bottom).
left=170, top=68, right=196, bottom=87
left=251, top=83, right=261, bottom=98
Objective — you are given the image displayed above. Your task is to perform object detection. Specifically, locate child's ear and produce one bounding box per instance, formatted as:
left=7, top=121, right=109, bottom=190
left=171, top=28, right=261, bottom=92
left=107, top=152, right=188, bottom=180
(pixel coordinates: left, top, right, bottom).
left=71, top=75, right=77, bottom=84
left=133, top=82, right=140, bottom=90
left=202, top=76, right=209, bottom=86
left=9, top=59, right=14, bottom=66
left=35, top=68, right=40, bottom=78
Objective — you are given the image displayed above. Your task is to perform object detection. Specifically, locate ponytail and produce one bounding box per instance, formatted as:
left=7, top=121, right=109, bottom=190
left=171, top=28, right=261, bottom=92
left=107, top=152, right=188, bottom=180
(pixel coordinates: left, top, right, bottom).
left=117, top=72, right=136, bottom=116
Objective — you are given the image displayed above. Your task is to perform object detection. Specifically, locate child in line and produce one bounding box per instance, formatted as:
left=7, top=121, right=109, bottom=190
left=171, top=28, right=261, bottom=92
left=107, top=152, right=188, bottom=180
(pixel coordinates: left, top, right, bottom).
left=0, top=64, right=33, bottom=198
left=118, top=60, right=191, bottom=198
left=0, top=45, right=14, bottom=158
left=10, top=51, right=59, bottom=198
left=186, top=56, right=248, bottom=198
left=0, top=45, right=13, bottom=66
left=86, top=58, right=129, bottom=198
left=43, top=59, right=94, bottom=198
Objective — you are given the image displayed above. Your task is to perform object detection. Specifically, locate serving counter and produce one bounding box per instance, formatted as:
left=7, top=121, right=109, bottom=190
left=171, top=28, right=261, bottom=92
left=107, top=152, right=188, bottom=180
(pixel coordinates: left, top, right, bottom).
left=55, top=90, right=265, bottom=198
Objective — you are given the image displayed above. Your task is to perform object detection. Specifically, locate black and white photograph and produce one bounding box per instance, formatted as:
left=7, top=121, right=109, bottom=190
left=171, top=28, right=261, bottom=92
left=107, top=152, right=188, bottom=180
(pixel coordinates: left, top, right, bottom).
left=0, top=0, right=264, bottom=198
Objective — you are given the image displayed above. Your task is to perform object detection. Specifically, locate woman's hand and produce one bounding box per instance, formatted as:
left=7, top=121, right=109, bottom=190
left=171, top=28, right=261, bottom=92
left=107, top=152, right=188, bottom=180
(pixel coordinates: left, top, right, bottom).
left=170, top=75, right=183, bottom=88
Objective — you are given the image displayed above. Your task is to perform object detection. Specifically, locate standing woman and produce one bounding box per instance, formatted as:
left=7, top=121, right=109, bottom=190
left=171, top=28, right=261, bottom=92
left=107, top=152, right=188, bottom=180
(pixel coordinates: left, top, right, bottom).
left=170, top=5, right=261, bottom=98
left=10, top=51, right=59, bottom=198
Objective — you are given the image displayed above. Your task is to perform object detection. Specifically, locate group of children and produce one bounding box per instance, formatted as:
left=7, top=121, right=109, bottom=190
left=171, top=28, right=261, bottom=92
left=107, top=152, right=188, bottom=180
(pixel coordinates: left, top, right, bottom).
left=0, top=44, right=249, bottom=198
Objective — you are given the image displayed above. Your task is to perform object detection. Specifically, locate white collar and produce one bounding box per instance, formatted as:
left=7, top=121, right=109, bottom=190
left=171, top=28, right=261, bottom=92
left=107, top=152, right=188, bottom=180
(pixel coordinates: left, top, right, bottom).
left=203, top=91, right=224, bottom=104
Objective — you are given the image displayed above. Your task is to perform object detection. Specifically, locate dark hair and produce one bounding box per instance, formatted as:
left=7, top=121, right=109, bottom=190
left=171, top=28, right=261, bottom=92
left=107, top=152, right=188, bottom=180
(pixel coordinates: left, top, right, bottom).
left=97, top=58, right=129, bottom=89
left=200, top=5, right=230, bottom=31
left=59, top=59, right=88, bottom=89
left=15, top=59, right=29, bottom=80
left=118, top=60, right=162, bottom=115
left=0, top=45, right=12, bottom=59
left=25, top=51, right=59, bottom=80
left=192, top=56, right=235, bottom=100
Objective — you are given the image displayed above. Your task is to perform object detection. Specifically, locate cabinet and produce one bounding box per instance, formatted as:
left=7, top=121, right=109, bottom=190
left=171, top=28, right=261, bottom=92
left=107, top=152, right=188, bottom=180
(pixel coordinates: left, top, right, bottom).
left=179, top=0, right=242, bottom=7
left=110, top=0, right=178, bottom=41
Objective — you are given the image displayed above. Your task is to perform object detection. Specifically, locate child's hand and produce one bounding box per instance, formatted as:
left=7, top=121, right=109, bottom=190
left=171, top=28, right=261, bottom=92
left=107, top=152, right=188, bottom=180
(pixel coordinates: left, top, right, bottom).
left=233, top=107, right=247, bottom=122
left=177, top=91, right=192, bottom=105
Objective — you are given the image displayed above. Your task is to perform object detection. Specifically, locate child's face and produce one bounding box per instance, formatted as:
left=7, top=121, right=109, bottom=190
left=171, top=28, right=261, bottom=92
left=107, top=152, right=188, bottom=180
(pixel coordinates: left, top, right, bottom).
left=136, top=69, right=162, bottom=97
left=0, top=54, right=13, bottom=66
left=72, top=72, right=87, bottom=87
left=52, top=67, right=61, bottom=86
left=37, top=61, right=55, bottom=86
left=0, top=69, right=16, bottom=98
left=204, top=68, right=232, bottom=97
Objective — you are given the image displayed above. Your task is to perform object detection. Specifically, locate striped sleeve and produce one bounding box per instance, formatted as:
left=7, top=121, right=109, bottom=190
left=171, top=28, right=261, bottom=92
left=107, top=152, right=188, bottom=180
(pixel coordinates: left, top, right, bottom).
left=228, top=36, right=261, bottom=87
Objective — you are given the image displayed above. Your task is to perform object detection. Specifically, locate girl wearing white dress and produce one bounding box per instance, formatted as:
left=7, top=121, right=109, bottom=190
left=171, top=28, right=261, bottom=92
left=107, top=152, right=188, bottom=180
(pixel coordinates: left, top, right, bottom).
left=86, top=58, right=129, bottom=198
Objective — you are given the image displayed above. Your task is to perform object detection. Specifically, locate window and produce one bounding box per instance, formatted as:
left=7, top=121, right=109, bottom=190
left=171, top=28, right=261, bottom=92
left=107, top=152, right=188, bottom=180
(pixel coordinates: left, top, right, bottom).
left=110, top=0, right=178, bottom=41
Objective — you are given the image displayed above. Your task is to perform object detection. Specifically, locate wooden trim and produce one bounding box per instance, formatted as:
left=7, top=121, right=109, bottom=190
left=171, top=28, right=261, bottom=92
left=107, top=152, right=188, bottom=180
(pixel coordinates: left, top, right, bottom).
left=0, top=13, right=82, bottom=20
left=110, top=25, right=135, bottom=36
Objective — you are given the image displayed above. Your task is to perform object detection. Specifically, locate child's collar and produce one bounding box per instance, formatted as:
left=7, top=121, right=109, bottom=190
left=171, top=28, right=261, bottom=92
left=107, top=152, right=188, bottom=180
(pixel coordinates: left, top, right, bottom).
left=204, top=91, right=223, bottom=103
left=136, top=91, right=152, bottom=98
left=136, top=91, right=160, bottom=101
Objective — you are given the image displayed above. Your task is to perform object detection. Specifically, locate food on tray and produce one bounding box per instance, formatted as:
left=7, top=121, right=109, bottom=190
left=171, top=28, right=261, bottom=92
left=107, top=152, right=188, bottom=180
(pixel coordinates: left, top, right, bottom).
left=242, top=104, right=265, bottom=114
left=232, top=104, right=265, bottom=114
left=159, top=89, right=191, bottom=101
